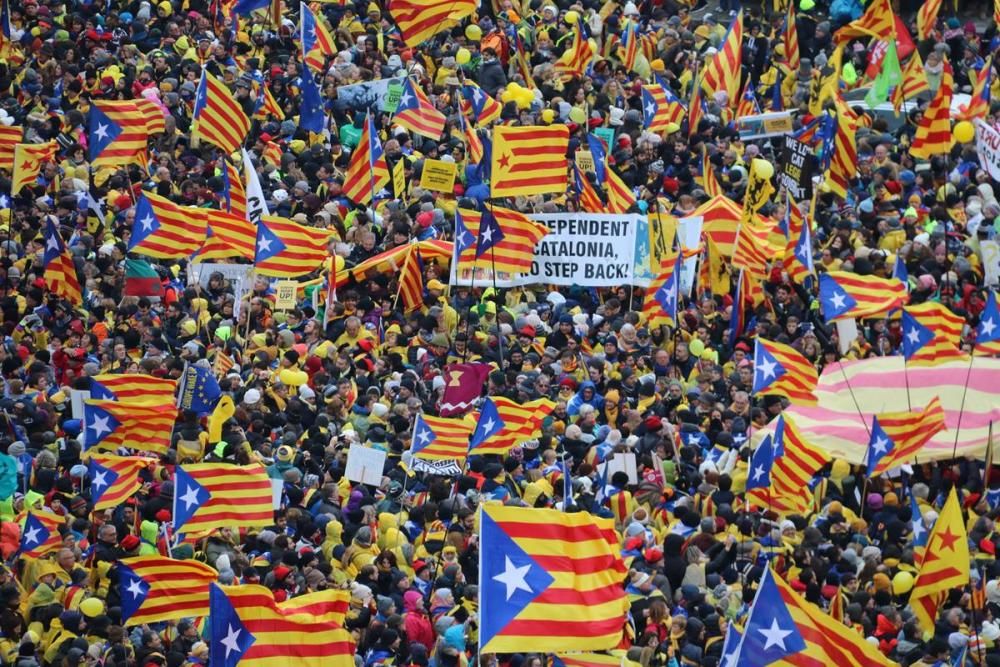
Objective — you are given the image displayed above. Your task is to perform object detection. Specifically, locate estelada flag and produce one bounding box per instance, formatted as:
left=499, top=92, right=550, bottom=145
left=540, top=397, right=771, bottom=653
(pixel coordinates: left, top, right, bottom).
left=468, top=397, right=555, bottom=455
left=118, top=556, right=221, bottom=626
left=129, top=192, right=208, bottom=259
left=491, top=125, right=569, bottom=198
left=818, top=271, right=907, bottom=322
left=411, top=413, right=474, bottom=462
left=12, top=142, right=56, bottom=193
left=911, top=487, right=969, bottom=632
left=389, top=0, right=475, bottom=46
left=90, top=374, right=176, bottom=402
left=479, top=505, right=628, bottom=653
left=172, top=463, right=273, bottom=536
left=87, top=453, right=155, bottom=511
left=19, top=510, right=64, bottom=558
left=208, top=583, right=354, bottom=667
left=254, top=215, right=332, bottom=277
left=83, top=399, right=176, bottom=454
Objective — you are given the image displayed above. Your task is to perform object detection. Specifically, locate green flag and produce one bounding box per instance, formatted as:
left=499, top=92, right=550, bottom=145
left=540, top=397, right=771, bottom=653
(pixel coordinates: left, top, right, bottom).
left=865, top=41, right=902, bottom=107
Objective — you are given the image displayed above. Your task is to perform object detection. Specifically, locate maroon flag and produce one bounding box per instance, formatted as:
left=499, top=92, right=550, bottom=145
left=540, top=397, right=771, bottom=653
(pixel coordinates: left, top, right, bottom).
left=439, top=363, right=490, bottom=416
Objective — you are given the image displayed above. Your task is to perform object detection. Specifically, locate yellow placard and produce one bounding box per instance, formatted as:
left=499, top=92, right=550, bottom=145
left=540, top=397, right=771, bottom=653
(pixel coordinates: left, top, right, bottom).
left=421, top=158, right=458, bottom=193
left=392, top=159, right=406, bottom=199
left=762, top=116, right=794, bottom=133
left=274, top=280, right=298, bottom=310
left=575, top=150, right=595, bottom=175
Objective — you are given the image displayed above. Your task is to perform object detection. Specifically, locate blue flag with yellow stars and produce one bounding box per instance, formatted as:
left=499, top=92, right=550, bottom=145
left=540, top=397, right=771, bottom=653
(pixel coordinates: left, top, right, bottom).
left=178, top=364, right=222, bottom=417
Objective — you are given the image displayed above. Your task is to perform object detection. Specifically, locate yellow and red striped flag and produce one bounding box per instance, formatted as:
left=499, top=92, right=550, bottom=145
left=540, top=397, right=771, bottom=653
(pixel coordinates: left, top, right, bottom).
left=552, top=654, right=623, bottom=667
left=411, top=413, right=474, bottom=464
left=828, top=586, right=845, bottom=624
left=200, top=209, right=257, bottom=261
left=87, top=453, right=155, bottom=511
left=0, top=124, right=21, bottom=171
left=747, top=414, right=827, bottom=516
left=867, top=397, right=946, bottom=476
left=262, top=140, right=283, bottom=168
left=254, top=215, right=332, bottom=277
left=214, top=351, right=236, bottom=376
left=910, top=59, right=953, bottom=159
left=893, top=53, right=930, bottom=113
left=19, top=510, right=64, bottom=558
left=737, top=565, right=898, bottom=667
left=901, top=301, right=966, bottom=366
left=455, top=206, right=547, bottom=275
left=129, top=192, right=208, bottom=259
left=389, top=0, right=475, bottom=46
left=83, top=399, right=177, bottom=455
left=468, top=397, right=556, bottom=456
left=42, top=215, right=82, bottom=305
left=491, top=125, right=569, bottom=198
left=173, top=462, right=273, bottom=535
left=911, top=487, right=969, bottom=633
left=192, top=69, right=251, bottom=154
left=606, top=166, right=636, bottom=213
left=956, top=56, right=992, bottom=121
left=641, top=251, right=681, bottom=328
left=619, top=20, right=639, bottom=73
left=732, top=221, right=776, bottom=278
left=701, top=10, right=743, bottom=104
left=458, top=108, right=483, bottom=164
left=572, top=163, right=606, bottom=213
left=752, top=338, right=819, bottom=406
left=460, top=82, right=503, bottom=126
left=119, top=556, right=219, bottom=626
left=479, top=505, right=628, bottom=653
left=300, top=3, right=336, bottom=73
left=554, top=25, right=595, bottom=82
left=133, top=98, right=167, bottom=135
left=699, top=147, right=724, bottom=197
left=254, top=82, right=285, bottom=121
left=222, top=160, right=248, bottom=219
left=89, top=100, right=153, bottom=166
left=917, top=0, right=942, bottom=40
left=209, top=584, right=355, bottom=667
left=393, top=77, right=446, bottom=140
left=818, top=271, right=907, bottom=322
left=89, top=374, right=177, bottom=402
left=784, top=2, right=800, bottom=70
left=825, top=99, right=858, bottom=199
left=641, top=83, right=686, bottom=132
left=12, top=142, right=56, bottom=193
left=834, top=0, right=895, bottom=44
left=342, top=114, right=390, bottom=205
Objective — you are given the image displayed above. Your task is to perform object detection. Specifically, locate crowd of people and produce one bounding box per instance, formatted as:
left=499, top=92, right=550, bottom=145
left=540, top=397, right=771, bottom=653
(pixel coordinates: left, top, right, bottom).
left=0, top=0, right=998, bottom=665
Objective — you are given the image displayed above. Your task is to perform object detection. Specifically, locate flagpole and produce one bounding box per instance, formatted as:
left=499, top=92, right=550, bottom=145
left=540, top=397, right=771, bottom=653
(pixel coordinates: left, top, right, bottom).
left=902, top=353, right=912, bottom=412
left=487, top=199, right=504, bottom=370
left=951, top=353, right=977, bottom=460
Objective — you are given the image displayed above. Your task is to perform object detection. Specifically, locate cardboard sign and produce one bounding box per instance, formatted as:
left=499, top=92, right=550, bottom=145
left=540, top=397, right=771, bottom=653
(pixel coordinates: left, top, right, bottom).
left=599, top=453, right=638, bottom=485
left=593, top=127, right=616, bottom=149
left=421, top=158, right=457, bottom=192
left=273, top=280, right=298, bottom=310
left=575, top=150, right=595, bottom=175
left=345, top=445, right=387, bottom=486
left=392, top=158, right=406, bottom=199
left=383, top=82, right=404, bottom=113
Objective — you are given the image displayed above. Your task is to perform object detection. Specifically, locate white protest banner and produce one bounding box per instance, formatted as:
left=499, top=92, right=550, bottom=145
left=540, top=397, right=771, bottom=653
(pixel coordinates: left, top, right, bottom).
left=451, top=212, right=639, bottom=288
left=975, top=119, right=1000, bottom=182
left=242, top=148, right=270, bottom=225
left=410, top=457, right=464, bottom=477
left=676, top=215, right=704, bottom=297
left=345, top=444, right=387, bottom=486
left=271, top=478, right=284, bottom=510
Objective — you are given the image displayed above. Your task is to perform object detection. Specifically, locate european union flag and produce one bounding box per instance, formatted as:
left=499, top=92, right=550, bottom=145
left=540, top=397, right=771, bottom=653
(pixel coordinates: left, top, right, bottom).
left=179, top=364, right=222, bottom=417
left=730, top=567, right=806, bottom=666
left=299, top=68, right=325, bottom=134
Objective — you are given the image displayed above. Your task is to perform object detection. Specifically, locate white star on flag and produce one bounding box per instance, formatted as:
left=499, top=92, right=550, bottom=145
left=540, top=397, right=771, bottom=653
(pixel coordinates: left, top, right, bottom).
left=871, top=436, right=890, bottom=455
left=220, top=625, right=244, bottom=659
left=89, top=415, right=112, bottom=439
left=94, top=123, right=110, bottom=142
left=257, top=236, right=272, bottom=253
left=91, top=469, right=109, bottom=490
left=756, top=357, right=778, bottom=381
left=22, top=525, right=41, bottom=546
left=982, top=318, right=996, bottom=337
left=493, top=555, right=532, bottom=600
left=905, top=328, right=921, bottom=345
left=829, top=291, right=847, bottom=310
left=757, top=618, right=793, bottom=651
left=139, top=214, right=155, bottom=231
left=126, top=578, right=144, bottom=598
left=179, top=485, right=201, bottom=510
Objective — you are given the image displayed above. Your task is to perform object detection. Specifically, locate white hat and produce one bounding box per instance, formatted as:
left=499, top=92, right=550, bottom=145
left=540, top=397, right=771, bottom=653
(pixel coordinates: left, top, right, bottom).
left=981, top=621, right=1000, bottom=641
left=609, top=108, right=625, bottom=126
left=299, top=385, right=316, bottom=400
left=243, top=389, right=261, bottom=405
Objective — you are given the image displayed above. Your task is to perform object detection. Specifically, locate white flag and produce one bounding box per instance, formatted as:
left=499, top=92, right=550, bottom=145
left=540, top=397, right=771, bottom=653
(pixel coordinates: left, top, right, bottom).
left=242, top=148, right=270, bottom=225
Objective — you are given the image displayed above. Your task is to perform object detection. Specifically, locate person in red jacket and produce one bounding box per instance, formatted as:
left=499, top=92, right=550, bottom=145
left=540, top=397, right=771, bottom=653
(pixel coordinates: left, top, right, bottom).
left=402, top=589, right=435, bottom=650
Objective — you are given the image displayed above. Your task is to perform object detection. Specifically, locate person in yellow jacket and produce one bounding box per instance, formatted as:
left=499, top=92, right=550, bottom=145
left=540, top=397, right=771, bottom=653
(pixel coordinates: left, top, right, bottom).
left=341, top=526, right=379, bottom=578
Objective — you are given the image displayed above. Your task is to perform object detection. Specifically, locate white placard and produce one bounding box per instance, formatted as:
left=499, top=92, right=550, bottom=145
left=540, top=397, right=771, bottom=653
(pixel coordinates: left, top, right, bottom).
left=452, top=213, right=639, bottom=288
left=599, top=453, right=638, bottom=485
left=981, top=240, right=1000, bottom=288
left=836, top=318, right=859, bottom=355
left=271, top=478, right=284, bottom=510
left=676, top=215, right=704, bottom=297
left=345, top=444, right=387, bottom=486
left=70, top=389, right=90, bottom=420
left=975, top=119, right=1000, bottom=182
